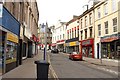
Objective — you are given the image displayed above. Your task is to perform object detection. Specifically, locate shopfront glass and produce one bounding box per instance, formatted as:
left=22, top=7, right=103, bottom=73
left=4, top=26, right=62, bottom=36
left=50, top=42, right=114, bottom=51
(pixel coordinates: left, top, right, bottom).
left=101, top=40, right=120, bottom=59
left=6, top=41, right=17, bottom=64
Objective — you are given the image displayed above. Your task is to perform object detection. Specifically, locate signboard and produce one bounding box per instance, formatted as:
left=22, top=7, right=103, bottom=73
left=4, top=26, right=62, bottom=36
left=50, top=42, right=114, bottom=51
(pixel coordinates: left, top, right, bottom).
left=0, top=4, right=2, bottom=18
left=101, top=34, right=119, bottom=42
left=7, top=33, right=18, bottom=43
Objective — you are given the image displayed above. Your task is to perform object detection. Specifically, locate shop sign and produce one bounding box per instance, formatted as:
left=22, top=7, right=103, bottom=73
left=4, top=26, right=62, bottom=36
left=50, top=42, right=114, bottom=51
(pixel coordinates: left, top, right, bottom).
left=57, top=40, right=64, bottom=43
left=0, top=4, right=3, bottom=18
left=101, top=34, right=119, bottom=42
left=7, top=33, right=18, bottom=43
left=24, top=27, right=32, bottom=39
left=82, top=40, right=90, bottom=46
left=69, top=42, right=76, bottom=46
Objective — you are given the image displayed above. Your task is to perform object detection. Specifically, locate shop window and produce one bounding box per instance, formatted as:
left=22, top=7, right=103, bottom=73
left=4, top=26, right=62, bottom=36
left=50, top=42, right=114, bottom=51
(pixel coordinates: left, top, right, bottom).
left=6, top=41, right=17, bottom=64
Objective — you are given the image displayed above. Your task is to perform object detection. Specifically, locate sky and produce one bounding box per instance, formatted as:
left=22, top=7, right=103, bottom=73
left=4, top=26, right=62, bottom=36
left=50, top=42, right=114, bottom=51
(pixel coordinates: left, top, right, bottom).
left=36, top=0, right=89, bottom=27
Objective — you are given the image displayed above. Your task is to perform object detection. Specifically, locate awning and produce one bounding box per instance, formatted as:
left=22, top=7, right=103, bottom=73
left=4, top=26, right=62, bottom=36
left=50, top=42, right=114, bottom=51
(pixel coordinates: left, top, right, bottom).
left=101, top=34, right=119, bottom=42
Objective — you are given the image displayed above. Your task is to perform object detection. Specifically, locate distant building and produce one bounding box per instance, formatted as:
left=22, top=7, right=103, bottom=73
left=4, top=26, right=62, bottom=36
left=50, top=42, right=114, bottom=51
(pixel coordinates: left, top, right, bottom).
left=39, top=23, right=52, bottom=50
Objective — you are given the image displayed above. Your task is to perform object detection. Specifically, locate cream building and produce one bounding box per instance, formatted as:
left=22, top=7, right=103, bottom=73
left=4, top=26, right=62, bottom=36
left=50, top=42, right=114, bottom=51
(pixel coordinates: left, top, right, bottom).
left=94, top=0, right=120, bottom=59
left=78, top=7, right=95, bottom=58
left=65, top=16, right=79, bottom=53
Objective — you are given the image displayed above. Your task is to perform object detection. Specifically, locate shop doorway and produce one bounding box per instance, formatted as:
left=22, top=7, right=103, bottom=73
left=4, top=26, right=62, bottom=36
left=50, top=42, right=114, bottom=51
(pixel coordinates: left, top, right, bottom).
left=97, top=43, right=99, bottom=59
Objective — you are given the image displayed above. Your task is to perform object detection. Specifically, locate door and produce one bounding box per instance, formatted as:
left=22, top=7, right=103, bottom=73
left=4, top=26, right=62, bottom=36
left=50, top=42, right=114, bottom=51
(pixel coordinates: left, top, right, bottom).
left=97, top=43, right=99, bottom=59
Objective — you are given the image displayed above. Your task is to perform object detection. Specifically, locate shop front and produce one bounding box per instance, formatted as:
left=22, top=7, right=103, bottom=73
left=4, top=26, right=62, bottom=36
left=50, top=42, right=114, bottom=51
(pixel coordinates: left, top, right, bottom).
left=51, top=43, right=56, bottom=49
left=80, top=38, right=94, bottom=58
left=101, top=33, right=120, bottom=59
left=57, top=40, right=65, bottom=52
left=0, top=6, right=20, bottom=73
left=65, top=37, right=79, bottom=53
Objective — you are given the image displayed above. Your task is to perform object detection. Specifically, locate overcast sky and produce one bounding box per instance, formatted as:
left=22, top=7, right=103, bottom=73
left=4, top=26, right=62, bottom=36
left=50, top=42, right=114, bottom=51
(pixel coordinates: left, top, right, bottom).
left=36, top=0, right=89, bottom=27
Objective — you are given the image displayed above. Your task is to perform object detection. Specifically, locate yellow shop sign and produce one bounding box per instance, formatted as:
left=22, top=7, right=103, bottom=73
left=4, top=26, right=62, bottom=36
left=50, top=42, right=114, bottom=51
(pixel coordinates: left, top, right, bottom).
left=7, top=33, right=18, bottom=43
left=69, top=42, right=76, bottom=46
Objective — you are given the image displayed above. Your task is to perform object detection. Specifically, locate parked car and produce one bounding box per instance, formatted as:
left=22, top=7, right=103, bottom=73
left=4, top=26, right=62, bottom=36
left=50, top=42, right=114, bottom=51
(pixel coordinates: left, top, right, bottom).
left=51, top=49, right=59, bottom=53
left=69, top=52, right=82, bottom=61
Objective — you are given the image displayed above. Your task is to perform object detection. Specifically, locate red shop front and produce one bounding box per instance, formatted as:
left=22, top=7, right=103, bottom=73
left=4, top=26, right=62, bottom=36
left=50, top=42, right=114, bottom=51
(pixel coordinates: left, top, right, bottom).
left=80, top=38, right=94, bottom=58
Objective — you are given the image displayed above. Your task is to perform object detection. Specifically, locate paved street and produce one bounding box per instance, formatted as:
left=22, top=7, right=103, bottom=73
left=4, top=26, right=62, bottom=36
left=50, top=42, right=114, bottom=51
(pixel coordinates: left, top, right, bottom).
left=49, top=52, right=118, bottom=78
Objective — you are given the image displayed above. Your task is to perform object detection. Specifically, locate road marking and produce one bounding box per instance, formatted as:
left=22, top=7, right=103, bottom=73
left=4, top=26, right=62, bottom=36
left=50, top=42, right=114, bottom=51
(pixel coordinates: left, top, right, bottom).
left=47, top=54, right=59, bottom=80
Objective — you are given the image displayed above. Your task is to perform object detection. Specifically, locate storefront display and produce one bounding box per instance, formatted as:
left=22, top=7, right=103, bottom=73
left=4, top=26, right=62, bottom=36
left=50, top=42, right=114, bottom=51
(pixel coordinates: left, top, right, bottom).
left=6, top=41, right=17, bottom=64
left=101, top=33, right=120, bottom=59
left=81, top=38, right=94, bottom=58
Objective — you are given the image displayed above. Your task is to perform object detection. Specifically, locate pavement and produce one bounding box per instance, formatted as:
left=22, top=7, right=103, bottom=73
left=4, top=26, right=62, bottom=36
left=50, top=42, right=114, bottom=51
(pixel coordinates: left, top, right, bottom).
left=83, top=57, right=119, bottom=75
left=1, top=50, right=52, bottom=80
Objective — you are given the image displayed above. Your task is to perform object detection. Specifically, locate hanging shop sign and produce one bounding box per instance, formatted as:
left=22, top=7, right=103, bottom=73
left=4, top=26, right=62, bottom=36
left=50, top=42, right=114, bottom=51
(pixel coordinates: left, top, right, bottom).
left=7, top=33, right=18, bottom=43
left=101, top=34, right=119, bottom=42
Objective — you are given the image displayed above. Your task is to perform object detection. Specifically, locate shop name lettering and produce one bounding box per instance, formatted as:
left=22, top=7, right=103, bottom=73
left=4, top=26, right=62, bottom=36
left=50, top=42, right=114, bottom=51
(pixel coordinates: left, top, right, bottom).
left=82, top=40, right=90, bottom=45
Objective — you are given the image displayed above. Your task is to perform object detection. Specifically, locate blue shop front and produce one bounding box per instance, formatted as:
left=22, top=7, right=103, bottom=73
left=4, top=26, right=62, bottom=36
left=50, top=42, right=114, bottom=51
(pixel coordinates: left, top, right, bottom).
left=0, top=4, right=20, bottom=74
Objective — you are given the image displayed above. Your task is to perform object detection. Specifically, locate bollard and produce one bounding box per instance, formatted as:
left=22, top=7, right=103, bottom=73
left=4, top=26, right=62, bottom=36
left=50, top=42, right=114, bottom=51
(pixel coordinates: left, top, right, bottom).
left=35, top=60, right=50, bottom=80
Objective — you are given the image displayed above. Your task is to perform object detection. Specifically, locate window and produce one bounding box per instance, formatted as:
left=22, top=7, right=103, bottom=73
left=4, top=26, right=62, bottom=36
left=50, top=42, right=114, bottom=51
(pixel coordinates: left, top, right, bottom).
left=60, top=35, right=61, bottom=39
left=68, top=33, right=69, bottom=39
left=105, top=21, right=108, bottom=34
left=104, top=3, right=108, bottom=15
left=85, top=16, right=87, bottom=27
left=81, top=31, right=83, bottom=40
left=113, top=17, right=117, bottom=32
left=112, top=0, right=116, bottom=12
left=89, top=13, right=92, bottom=25
left=98, top=24, right=101, bottom=36
left=70, top=30, right=72, bottom=39
left=81, top=19, right=83, bottom=29
left=75, top=29, right=76, bottom=38
left=63, top=34, right=64, bottom=39
left=72, top=28, right=74, bottom=38
left=89, top=27, right=92, bottom=38
left=85, top=29, right=87, bottom=39
left=6, top=41, right=17, bottom=64
left=77, top=29, right=79, bottom=37
left=97, top=7, right=101, bottom=18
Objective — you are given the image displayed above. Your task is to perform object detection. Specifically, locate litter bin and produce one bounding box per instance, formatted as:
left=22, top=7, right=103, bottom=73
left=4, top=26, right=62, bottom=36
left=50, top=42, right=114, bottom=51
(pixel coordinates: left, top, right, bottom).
left=35, top=60, right=50, bottom=80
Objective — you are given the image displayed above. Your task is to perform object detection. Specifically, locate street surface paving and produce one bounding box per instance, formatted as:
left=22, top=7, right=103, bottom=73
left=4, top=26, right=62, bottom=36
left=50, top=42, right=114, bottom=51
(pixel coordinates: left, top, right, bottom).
left=49, top=52, right=118, bottom=79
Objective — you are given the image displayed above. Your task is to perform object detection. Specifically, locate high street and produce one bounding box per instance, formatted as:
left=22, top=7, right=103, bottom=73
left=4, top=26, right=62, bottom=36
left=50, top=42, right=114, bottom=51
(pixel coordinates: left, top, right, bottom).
left=49, top=52, right=118, bottom=79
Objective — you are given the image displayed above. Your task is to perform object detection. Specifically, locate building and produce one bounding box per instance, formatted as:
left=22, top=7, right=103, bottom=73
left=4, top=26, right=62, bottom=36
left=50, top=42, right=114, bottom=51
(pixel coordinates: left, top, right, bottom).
left=78, top=6, right=95, bottom=58
left=39, top=23, right=52, bottom=50
left=94, top=0, right=120, bottom=59
left=66, top=16, right=79, bottom=53
left=0, top=0, right=39, bottom=74
left=51, top=20, right=66, bottom=51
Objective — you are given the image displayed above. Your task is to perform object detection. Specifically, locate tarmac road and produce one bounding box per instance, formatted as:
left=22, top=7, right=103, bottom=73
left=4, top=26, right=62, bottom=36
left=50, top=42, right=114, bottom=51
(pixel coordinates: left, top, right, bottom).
left=49, top=52, right=118, bottom=79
